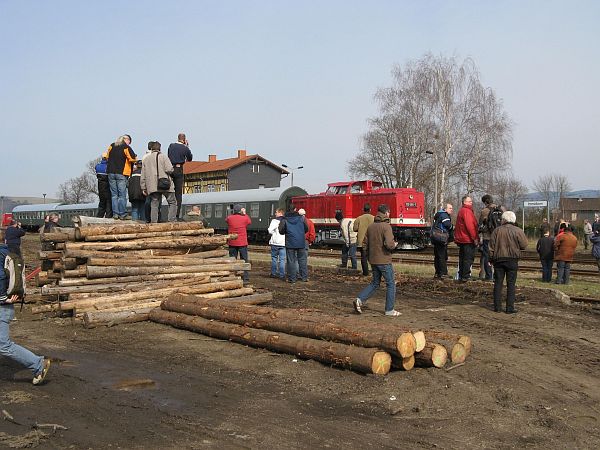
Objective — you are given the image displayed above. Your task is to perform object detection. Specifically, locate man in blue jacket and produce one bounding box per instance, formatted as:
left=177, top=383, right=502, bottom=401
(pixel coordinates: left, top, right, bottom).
left=0, top=240, right=50, bottom=385
left=279, top=206, right=308, bottom=283
left=95, top=154, right=112, bottom=218
left=432, top=204, right=453, bottom=279
left=4, top=220, right=26, bottom=256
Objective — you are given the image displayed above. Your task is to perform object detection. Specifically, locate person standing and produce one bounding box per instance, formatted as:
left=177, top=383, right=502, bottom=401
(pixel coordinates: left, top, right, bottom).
left=593, top=216, right=600, bottom=234
left=353, top=203, right=375, bottom=276
left=128, top=160, right=146, bottom=221
left=353, top=204, right=400, bottom=317
left=539, top=218, right=550, bottom=237
left=183, top=205, right=208, bottom=227
left=478, top=194, right=500, bottom=281
left=298, top=208, right=315, bottom=278
left=226, top=204, right=252, bottom=284
left=4, top=220, right=26, bottom=256
left=106, top=134, right=137, bottom=220
left=268, top=208, right=286, bottom=279
left=339, top=213, right=358, bottom=269
left=432, top=203, right=453, bottom=279
left=140, top=141, right=177, bottom=223
left=591, top=231, right=600, bottom=272
left=278, top=207, right=308, bottom=283
left=583, top=219, right=593, bottom=250
left=536, top=231, right=554, bottom=282
left=553, top=223, right=578, bottom=284
left=167, top=133, right=193, bottom=220
left=95, top=154, right=112, bottom=218
left=1, top=238, right=51, bottom=385
left=489, top=211, right=528, bottom=314
left=454, top=195, right=479, bottom=282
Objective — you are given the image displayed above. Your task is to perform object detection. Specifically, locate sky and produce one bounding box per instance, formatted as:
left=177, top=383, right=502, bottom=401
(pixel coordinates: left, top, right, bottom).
left=1, top=0, right=599, bottom=198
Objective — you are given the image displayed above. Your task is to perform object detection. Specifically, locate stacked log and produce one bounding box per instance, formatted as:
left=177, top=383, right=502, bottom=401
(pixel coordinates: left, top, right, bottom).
left=34, top=216, right=259, bottom=327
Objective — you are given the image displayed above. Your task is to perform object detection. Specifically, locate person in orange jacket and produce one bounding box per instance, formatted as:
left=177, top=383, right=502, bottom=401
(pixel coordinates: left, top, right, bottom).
left=554, top=223, right=578, bottom=284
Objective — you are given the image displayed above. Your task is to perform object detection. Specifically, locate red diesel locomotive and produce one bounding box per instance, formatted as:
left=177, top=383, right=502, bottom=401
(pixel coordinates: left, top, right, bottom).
left=291, top=180, right=429, bottom=249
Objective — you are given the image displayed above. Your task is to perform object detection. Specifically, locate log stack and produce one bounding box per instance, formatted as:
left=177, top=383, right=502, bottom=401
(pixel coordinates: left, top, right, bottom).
left=34, top=217, right=259, bottom=327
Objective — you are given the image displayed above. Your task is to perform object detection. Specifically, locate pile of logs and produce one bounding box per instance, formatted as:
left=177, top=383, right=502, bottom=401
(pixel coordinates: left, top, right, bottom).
left=149, top=293, right=473, bottom=376
left=33, top=217, right=258, bottom=328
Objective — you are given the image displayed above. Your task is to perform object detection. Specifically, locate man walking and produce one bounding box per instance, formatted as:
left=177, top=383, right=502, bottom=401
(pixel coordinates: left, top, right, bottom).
left=339, top=213, right=358, bottom=270
left=489, top=211, right=528, bottom=313
left=454, top=195, right=479, bottom=282
left=167, top=133, right=193, bottom=220
left=106, top=134, right=137, bottom=220
left=226, top=204, right=252, bottom=284
left=554, top=223, right=578, bottom=284
left=583, top=219, right=593, bottom=250
left=95, top=153, right=112, bottom=218
left=432, top=203, right=453, bottom=279
left=353, top=204, right=400, bottom=317
left=353, top=204, right=374, bottom=276
left=278, top=207, right=308, bottom=283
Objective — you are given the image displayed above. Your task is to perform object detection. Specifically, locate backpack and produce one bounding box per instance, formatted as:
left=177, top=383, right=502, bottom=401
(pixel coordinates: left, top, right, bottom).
left=430, top=212, right=449, bottom=245
left=4, top=252, right=26, bottom=298
left=485, top=206, right=503, bottom=233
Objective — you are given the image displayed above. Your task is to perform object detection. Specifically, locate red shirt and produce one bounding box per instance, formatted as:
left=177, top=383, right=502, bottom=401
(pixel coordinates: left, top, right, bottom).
left=305, top=217, right=316, bottom=244
left=226, top=214, right=252, bottom=246
left=454, top=204, right=479, bottom=244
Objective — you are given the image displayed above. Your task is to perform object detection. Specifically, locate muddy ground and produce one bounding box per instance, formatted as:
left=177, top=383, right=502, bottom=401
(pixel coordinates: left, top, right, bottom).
left=1, top=238, right=600, bottom=449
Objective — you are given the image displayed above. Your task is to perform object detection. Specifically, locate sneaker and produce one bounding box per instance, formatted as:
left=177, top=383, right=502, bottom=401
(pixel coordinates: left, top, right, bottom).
left=122, top=215, right=132, bottom=220
left=385, top=310, right=402, bottom=317
left=353, top=298, right=362, bottom=314
left=112, top=215, right=120, bottom=220
left=32, top=358, right=51, bottom=385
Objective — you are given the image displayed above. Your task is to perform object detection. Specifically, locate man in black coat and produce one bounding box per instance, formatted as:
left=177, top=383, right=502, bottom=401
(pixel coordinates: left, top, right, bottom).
left=167, top=133, right=193, bottom=220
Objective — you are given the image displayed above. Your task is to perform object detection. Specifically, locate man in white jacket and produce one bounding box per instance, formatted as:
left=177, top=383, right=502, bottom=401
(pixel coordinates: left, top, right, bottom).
left=268, top=208, right=286, bottom=279
left=339, top=212, right=358, bottom=269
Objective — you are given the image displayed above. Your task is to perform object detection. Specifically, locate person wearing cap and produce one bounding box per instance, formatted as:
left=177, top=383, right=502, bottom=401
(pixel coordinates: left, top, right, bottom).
left=167, top=133, right=193, bottom=220
left=226, top=204, right=252, bottom=284
left=95, top=153, right=112, bottom=218
left=106, top=134, right=137, bottom=220
left=489, top=211, right=528, bottom=313
left=128, top=160, right=145, bottom=221
left=353, top=203, right=375, bottom=276
left=140, top=141, right=177, bottom=223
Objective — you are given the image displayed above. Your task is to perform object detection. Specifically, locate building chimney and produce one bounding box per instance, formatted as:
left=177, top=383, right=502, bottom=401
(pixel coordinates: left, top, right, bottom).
left=208, top=154, right=217, bottom=162
left=237, top=149, right=247, bottom=159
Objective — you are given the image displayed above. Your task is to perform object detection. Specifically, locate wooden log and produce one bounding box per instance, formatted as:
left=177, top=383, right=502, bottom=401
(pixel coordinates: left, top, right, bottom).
left=72, top=216, right=119, bottom=226
left=186, top=287, right=253, bottom=300
left=40, top=230, right=76, bottom=242
left=75, top=300, right=163, bottom=316
left=62, top=276, right=210, bottom=298
left=424, top=331, right=472, bottom=357
left=83, top=308, right=155, bottom=328
left=83, top=229, right=213, bottom=241
left=61, top=258, right=78, bottom=270
left=149, top=310, right=391, bottom=375
left=414, top=343, right=448, bottom=368
left=65, top=235, right=234, bottom=252
left=55, top=271, right=232, bottom=288
left=168, top=292, right=272, bottom=306
left=74, top=220, right=207, bottom=238
left=86, top=262, right=250, bottom=279
left=63, top=266, right=88, bottom=278
left=52, top=261, right=63, bottom=271
left=391, top=355, right=416, bottom=371
left=38, top=251, right=63, bottom=260
left=63, top=248, right=229, bottom=260
left=159, top=300, right=416, bottom=358
left=86, top=257, right=235, bottom=267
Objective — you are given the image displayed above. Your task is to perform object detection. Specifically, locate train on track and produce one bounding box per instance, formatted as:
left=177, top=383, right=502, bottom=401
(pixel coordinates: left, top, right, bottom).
left=10, top=180, right=430, bottom=249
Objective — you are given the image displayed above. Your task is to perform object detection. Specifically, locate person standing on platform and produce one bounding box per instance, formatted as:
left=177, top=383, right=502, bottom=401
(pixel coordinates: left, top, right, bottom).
left=353, top=203, right=375, bottom=276
left=95, top=153, right=112, bottom=218
left=167, top=133, right=193, bottom=220
left=226, top=204, right=252, bottom=284
left=554, top=223, right=578, bottom=284
left=106, top=134, right=136, bottom=220
left=454, top=195, right=479, bottom=282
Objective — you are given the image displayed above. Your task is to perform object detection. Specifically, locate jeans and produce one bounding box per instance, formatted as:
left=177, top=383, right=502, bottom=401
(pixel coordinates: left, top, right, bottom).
left=0, top=305, right=43, bottom=376
left=541, top=258, right=553, bottom=282
left=229, top=246, right=249, bottom=282
left=270, top=245, right=286, bottom=278
left=556, top=261, right=571, bottom=284
left=150, top=192, right=177, bottom=223
left=108, top=173, right=128, bottom=218
left=171, top=166, right=185, bottom=219
left=130, top=200, right=145, bottom=221
left=357, top=263, right=396, bottom=312
left=286, top=247, right=307, bottom=282
left=357, top=247, right=369, bottom=275
left=458, top=243, right=476, bottom=281
left=479, top=240, right=493, bottom=280
left=493, top=259, right=518, bottom=311
left=341, top=243, right=357, bottom=269
left=97, top=176, right=112, bottom=218
left=433, top=243, right=448, bottom=277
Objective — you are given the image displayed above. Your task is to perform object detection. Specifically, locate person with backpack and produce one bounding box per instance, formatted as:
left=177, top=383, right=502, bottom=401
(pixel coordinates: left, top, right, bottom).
left=478, top=194, right=503, bottom=281
left=0, top=234, right=51, bottom=385
left=432, top=203, right=454, bottom=279
left=268, top=208, right=286, bottom=279
left=278, top=206, right=309, bottom=283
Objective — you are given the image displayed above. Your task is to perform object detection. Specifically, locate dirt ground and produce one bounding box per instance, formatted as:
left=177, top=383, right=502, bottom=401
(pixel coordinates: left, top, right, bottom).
left=1, top=238, right=600, bottom=449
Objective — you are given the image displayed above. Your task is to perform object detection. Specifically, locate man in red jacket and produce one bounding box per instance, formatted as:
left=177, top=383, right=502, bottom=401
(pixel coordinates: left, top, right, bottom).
left=453, top=195, right=479, bottom=282
left=226, top=204, right=252, bottom=284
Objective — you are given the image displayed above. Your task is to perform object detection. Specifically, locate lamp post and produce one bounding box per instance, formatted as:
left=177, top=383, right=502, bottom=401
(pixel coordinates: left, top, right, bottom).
left=425, top=150, right=438, bottom=213
left=43, top=193, right=47, bottom=204
left=281, top=164, right=303, bottom=187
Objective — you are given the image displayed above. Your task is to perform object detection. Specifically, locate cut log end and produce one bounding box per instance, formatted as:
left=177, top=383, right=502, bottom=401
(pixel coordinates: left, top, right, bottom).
left=457, top=335, right=472, bottom=356
left=371, top=351, right=392, bottom=375
left=430, top=344, right=448, bottom=368
left=396, top=332, right=416, bottom=358
left=450, top=342, right=467, bottom=364
left=391, top=354, right=415, bottom=371
left=412, top=331, right=426, bottom=352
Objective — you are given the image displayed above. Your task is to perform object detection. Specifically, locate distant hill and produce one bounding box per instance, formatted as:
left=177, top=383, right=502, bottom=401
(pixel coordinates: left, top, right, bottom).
left=524, top=190, right=600, bottom=201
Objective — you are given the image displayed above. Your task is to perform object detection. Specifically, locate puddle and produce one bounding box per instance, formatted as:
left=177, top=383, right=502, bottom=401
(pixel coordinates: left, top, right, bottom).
left=112, top=379, right=157, bottom=391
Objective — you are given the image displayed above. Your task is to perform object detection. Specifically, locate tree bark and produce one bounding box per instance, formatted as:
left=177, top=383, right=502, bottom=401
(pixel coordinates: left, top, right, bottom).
left=74, top=220, right=207, bottom=238
left=86, top=262, right=250, bottom=279
left=167, top=292, right=273, bottom=306
left=64, top=235, right=234, bottom=252
left=414, top=343, right=448, bottom=368
left=72, top=216, right=120, bottom=226
left=83, top=308, right=155, bottom=328
left=159, top=300, right=416, bottom=358
left=86, top=257, right=235, bottom=267
left=56, top=271, right=231, bottom=287
left=40, top=230, right=76, bottom=242
left=149, top=310, right=391, bottom=375
left=424, top=331, right=472, bottom=357
left=63, top=248, right=229, bottom=260
left=39, top=251, right=63, bottom=260
left=83, top=229, right=213, bottom=241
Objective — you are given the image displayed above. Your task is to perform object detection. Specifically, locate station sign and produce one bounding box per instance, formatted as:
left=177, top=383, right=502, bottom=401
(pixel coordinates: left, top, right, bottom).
left=523, top=200, right=548, bottom=207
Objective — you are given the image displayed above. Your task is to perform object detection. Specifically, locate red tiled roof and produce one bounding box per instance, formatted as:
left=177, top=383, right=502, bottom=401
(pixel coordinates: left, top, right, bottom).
left=183, top=154, right=288, bottom=175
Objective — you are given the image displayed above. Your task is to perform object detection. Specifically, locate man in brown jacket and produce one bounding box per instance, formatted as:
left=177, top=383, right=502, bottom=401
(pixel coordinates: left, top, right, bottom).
left=353, top=203, right=375, bottom=276
left=554, top=223, right=578, bottom=284
left=489, top=211, right=528, bottom=314
left=353, top=204, right=400, bottom=317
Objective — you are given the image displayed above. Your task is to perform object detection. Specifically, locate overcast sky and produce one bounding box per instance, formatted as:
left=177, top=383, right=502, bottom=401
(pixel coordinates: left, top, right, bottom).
left=1, top=0, right=598, bottom=198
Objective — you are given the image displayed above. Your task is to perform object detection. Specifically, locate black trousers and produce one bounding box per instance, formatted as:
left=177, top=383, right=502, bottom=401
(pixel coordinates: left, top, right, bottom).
left=357, top=246, right=369, bottom=275
left=493, top=259, right=518, bottom=311
left=458, top=243, right=476, bottom=280
left=171, top=166, right=185, bottom=219
left=97, top=177, right=112, bottom=218
left=433, top=243, right=448, bottom=277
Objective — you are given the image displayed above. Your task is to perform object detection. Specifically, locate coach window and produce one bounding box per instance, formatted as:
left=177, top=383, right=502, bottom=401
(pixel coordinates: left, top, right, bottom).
left=250, top=202, right=259, bottom=218
left=204, top=204, right=212, bottom=218
left=215, top=204, right=223, bottom=218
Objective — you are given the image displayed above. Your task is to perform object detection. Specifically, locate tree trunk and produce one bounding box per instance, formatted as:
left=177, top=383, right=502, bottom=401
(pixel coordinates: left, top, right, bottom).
left=86, top=257, right=235, bottom=267
left=414, top=343, right=448, bottom=368
left=83, top=308, right=155, bottom=328
left=41, top=230, right=76, bottom=242
left=63, top=266, right=88, bottom=278
left=149, top=310, right=391, bottom=375
left=159, top=299, right=416, bottom=358
left=39, top=251, right=63, bottom=260
left=391, top=355, right=415, bottom=371
left=167, top=292, right=273, bottom=306
left=73, top=216, right=120, bottom=226
left=83, top=229, right=213, bottom=242
left=86, top=262, right=249, bottom=279
left=424, top=331, right=472, bottom=357
left=63, top=248, right=229, bottom=260
left=64, top=235, right=234, bottom=252
left=74, top=220, right=207, bottom=238
left=56, top=271, right=231, bottom=287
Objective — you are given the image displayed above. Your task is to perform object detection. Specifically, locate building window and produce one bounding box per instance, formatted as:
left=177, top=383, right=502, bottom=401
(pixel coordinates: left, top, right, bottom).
left=250, top=202, right=260, bottom=218
left=208, top=184, right=215, bottom=192
left=215, top=204, right=223, bottom=218
left=193, top=185, right=201, bottom=193
left=204, top=204, right=212, bottom=218
left=252, top=164, right=260, bottom=173
left=571, top=212, right=577, bottom=221
left=221, top=183, right=226, bottom=191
